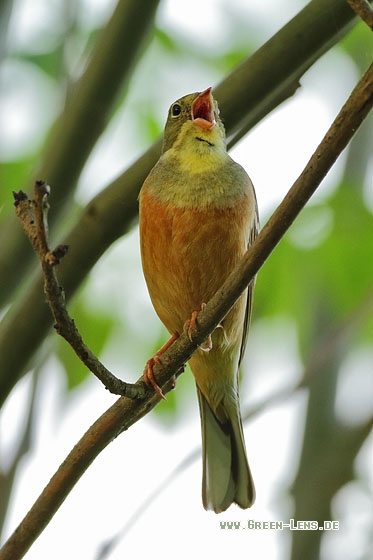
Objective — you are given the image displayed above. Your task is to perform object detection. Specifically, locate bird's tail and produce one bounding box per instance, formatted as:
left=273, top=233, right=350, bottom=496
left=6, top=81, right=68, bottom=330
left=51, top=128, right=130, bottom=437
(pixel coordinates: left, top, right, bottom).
left=197, top=386, right=255, bottom=513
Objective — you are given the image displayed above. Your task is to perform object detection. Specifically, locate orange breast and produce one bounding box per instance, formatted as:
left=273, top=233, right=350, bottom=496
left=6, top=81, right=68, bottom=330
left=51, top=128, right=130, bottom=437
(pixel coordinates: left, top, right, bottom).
left=139, top=191, right=253, bottom=346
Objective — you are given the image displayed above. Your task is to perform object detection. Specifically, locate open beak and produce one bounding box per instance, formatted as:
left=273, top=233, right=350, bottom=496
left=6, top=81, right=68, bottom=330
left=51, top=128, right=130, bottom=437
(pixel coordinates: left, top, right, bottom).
left=192, top=87, right=216, bottom=130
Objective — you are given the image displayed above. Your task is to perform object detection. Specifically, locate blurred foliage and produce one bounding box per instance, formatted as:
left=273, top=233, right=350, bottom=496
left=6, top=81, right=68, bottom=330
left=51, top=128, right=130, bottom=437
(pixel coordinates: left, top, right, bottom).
left=0, top=0, right=372, bottom=558
left=256, top=183, right=373, bottom=357
left=56, top=295, right=116, bottom=390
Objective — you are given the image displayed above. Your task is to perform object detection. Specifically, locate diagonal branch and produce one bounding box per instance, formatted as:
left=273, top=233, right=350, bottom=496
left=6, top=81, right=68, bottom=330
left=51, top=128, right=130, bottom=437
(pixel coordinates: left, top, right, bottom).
left=347, top=0, right=373, bottom=28
left=0, top=59, right=372, bottom=560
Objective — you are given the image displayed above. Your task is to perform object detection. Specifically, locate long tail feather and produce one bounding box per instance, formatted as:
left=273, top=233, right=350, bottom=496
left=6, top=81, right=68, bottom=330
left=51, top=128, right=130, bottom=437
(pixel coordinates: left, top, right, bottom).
left=197, top=387, right=255, bottom=513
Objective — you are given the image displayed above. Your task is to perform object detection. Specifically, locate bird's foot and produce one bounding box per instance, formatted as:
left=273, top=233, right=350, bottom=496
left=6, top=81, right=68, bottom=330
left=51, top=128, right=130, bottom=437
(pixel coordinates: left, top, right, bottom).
left=143, top=333, right=179, bottom=399
left=183, top=303, right=212, bottom=352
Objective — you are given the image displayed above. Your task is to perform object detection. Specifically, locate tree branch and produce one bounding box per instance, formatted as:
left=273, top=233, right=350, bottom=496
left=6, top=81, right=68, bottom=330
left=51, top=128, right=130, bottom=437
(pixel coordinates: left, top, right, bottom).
left=0, top=58, right=371, bottom=560
left=347, top=0, right=373, bottom=28
left=13, top=183, right=148, bottom=400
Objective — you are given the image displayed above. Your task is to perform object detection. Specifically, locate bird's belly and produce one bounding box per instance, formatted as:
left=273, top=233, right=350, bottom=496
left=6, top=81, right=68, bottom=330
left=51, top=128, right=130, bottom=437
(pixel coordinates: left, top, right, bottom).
left=139, top=192, right=250, bottom=342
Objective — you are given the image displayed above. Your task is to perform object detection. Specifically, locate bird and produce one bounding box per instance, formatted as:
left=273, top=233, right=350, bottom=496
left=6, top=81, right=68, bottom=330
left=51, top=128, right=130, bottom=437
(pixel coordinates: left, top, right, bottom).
left=138, top=87, right=258, bottom=513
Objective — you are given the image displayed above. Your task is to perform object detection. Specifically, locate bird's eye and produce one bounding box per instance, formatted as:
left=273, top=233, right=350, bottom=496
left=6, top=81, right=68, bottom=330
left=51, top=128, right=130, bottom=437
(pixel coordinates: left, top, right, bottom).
left=171, top=103, right=182, bottom=117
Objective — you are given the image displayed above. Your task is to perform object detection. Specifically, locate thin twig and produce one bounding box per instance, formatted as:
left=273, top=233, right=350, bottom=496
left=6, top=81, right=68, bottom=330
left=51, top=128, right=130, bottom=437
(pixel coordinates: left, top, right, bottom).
left=14, top=183, right=147, bottom=400
left=1, top=63, right=372, bottom=560
left=347, top=0, right=373, bottom=28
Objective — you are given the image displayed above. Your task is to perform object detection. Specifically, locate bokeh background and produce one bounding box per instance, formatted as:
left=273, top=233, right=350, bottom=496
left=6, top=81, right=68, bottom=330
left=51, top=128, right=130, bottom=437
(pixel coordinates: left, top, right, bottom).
left=0, top=0, right=372, bottom=559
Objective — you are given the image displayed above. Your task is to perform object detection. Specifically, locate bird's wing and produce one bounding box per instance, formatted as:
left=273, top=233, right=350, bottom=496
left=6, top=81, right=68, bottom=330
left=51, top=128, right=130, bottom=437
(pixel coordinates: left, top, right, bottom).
left=238, top=194, right=259, bottom=367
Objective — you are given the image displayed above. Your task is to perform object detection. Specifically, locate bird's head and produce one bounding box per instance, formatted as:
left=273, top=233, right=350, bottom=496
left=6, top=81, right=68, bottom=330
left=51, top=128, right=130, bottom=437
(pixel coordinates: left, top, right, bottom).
left=162, top=88, right=225, bottom=154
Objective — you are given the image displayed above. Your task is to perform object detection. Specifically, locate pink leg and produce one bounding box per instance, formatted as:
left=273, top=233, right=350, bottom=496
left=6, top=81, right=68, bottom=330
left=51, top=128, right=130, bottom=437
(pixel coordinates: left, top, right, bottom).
left=144, top=333, right=179, bottom=399
left=183, top=304, right=212, bottom=352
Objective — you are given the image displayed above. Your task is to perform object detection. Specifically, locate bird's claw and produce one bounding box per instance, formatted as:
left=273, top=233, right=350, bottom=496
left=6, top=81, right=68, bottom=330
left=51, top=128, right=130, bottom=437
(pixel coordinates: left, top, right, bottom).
left=144, top=356, right=166, bottom=399
left=143, top=333, right=179, bottom=399
left=184, top=303, right=212, bottom=352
